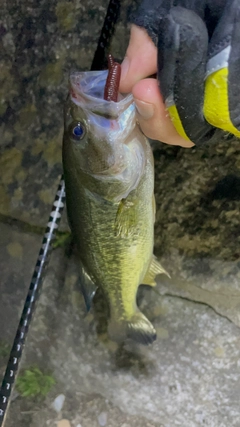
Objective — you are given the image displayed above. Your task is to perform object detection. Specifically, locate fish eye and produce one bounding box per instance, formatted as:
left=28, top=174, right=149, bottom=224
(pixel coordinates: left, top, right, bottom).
left=69, top=122, right=85, bottom=141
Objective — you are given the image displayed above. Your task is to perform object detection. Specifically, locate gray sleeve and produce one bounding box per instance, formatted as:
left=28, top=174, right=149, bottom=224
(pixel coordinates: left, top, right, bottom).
left=131, top=0, right=207, bottom=45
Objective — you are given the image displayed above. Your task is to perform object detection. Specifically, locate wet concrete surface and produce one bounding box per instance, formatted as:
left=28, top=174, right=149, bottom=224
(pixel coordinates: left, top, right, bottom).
left=1, top=0, right=240, bottom=426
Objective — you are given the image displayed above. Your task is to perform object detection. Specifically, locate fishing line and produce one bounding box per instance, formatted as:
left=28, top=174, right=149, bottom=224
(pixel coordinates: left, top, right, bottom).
left=0, top=1, right=121, bottom=424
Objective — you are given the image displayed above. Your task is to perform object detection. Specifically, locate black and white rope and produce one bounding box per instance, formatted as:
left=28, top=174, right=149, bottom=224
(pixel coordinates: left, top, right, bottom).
left=0, top=179, right=65, bottom=425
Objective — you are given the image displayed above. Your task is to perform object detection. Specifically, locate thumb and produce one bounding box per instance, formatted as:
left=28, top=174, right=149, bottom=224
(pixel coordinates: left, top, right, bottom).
left=119, top=24, right=158, bottom=93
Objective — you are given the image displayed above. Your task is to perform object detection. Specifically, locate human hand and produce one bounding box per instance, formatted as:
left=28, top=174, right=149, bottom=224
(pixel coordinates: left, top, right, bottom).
left=120, top=25, right=194, bottom=148
left=119, top=1, right=240, bottom=147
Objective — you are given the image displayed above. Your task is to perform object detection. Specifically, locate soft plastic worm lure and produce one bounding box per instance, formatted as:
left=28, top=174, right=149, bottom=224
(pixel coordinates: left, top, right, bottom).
left=104, top=54, right=121, bottom=102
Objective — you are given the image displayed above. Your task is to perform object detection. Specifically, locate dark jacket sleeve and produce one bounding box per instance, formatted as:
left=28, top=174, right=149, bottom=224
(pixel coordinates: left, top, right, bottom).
left=131, top=0, right=207, bottom=45
left=131, top=0, right=169, bottom=45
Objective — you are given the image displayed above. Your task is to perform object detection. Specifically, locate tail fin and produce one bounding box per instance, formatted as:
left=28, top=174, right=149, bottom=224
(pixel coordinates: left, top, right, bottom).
left=108, top=312, right=157, bottom=346
left=126, top=312, right=157, bottom=345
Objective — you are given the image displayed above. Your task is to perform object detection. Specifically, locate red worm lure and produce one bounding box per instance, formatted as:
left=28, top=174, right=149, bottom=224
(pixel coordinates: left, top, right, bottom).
left=104, top=54, right=121, bottom=102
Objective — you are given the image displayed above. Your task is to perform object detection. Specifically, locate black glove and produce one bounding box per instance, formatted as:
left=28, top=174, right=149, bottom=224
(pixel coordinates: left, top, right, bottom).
left=132, top=0, right=240, bottom=145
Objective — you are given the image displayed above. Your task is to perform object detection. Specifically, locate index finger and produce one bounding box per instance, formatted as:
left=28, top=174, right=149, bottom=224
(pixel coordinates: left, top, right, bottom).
left=119, top=25, right=158, bottom=93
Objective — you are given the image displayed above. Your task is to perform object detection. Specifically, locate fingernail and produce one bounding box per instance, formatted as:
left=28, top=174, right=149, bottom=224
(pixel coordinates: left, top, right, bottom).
left=135, top=99, right=154, bottom=120
left=121, top=57, right=130, bottom=81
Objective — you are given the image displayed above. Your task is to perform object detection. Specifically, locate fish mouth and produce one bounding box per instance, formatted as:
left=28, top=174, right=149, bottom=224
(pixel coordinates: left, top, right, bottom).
left=69, top=70, right=133, bottom=117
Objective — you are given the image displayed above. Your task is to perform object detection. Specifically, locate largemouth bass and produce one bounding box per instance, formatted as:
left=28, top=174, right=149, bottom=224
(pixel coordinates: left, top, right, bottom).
left=62, top=65, right=168, bottom=345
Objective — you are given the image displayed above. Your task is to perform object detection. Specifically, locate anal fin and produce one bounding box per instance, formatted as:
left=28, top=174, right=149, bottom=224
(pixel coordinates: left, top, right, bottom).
left=142, top=255, right=170, bottom=287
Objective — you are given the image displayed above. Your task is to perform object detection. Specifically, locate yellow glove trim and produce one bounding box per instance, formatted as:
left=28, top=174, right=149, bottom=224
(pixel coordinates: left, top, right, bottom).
left=167, top=104, right=190, bottom=141
left=204, top=67, right=240, bottom=137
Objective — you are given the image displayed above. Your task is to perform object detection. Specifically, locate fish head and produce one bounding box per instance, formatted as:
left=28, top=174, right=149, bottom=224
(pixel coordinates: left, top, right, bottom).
left=63, top=70, right=136, bottom=176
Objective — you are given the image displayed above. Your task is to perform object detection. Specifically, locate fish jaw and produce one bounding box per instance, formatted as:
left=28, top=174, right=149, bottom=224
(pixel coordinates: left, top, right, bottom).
left=63, top=94, right=150, bottom=203
left=67, top=70, right=146, bottom=179
left=69, top=70, right=132, bottom=115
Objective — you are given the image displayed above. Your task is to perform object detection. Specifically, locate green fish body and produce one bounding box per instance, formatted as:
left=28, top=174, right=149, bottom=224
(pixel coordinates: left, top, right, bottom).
left=62, top=70, right=168, bottom=345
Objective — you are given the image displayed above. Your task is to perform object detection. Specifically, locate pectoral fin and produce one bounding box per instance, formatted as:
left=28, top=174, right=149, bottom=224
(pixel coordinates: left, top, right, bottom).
left=142, top=255, right=170, bottom=287
left=78, top=262, right=97, bottom=312
left=114, top=197, right=137, bottom=238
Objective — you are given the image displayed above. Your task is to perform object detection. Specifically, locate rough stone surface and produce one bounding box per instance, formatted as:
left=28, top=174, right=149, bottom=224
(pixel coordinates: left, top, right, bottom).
left=0, top=0, right=133, bottom=230
left=1, top=0, right=240, bottom=426
left=4, top=249, right=240, bottom=427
